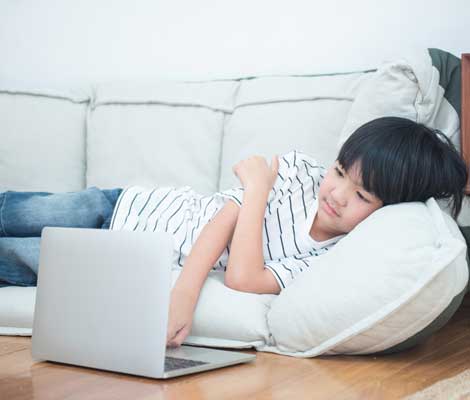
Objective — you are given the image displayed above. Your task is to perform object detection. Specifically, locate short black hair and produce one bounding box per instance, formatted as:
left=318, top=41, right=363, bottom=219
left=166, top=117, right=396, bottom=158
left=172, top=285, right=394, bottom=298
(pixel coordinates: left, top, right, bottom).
left=337, top=117, right=468, bottom=219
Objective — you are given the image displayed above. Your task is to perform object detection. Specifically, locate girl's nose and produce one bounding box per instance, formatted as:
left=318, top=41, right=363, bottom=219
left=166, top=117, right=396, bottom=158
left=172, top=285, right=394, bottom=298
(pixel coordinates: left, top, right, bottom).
left=331, top=197, right=345, bottom=209
left=331, top=187, right=348, bottom=207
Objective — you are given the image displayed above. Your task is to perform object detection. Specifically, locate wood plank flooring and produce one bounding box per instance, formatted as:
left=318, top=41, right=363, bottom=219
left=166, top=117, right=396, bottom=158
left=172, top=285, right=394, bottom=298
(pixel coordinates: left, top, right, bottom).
left=1, top=294, right=469, bottom=400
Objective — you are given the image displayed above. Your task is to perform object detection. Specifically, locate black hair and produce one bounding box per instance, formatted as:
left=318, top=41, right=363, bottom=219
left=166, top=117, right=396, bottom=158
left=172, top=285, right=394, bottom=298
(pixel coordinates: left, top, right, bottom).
left=337, top=116, right=468, bottom=219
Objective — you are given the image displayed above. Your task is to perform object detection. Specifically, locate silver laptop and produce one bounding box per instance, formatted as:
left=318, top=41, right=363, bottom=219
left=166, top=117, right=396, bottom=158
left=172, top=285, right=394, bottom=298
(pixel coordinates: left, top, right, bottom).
left=32, top=227, right=255, bottom=379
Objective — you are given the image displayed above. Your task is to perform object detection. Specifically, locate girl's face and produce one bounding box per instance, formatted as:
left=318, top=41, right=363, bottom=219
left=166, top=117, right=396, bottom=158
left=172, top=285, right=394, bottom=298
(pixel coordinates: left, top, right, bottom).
left=312, top=160, right=384, bottom=240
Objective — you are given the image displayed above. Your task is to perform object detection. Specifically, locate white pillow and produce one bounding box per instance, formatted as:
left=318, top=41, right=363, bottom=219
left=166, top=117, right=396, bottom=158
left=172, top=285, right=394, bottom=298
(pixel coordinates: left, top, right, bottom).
left=171, top=270, right=274, bottom=349
left=337, top=50, right=461, bottom=154
left=262, top=197, right=468, bottom=356
left=337, top=60, right=419, bottom=150
left=0, top=286, right=36, bottom=335
left=0, top=273, right=276, bottom=346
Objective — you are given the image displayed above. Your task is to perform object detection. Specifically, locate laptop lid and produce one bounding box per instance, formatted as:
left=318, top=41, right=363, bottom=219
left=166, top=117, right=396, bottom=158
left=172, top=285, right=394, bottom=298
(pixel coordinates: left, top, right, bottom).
left=32, top=227, right=174, bottom=378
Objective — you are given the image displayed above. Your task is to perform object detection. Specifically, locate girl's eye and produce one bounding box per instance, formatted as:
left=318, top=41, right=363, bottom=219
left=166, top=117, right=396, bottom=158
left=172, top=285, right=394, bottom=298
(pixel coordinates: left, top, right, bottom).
left=357, top=192, right=369, bottom=202
left=336, top=166, right=370, bottom=202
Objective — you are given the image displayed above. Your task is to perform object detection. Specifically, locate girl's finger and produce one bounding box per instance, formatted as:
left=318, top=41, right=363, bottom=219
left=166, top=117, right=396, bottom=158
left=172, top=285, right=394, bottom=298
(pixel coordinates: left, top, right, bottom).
left=166, top=322, right=174, bottom=341
left=166, top=320, right=182, bottom=344
left=170, top=324, right=191, bottom=347
left=166, top=328, right=176, bottom=345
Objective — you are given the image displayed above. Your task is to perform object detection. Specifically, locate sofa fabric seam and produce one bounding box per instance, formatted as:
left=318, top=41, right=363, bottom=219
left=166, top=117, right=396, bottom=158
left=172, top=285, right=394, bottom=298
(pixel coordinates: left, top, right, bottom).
left=216, top=81, right=242, bottom=191
left=216, top=112, right=226, bottom=192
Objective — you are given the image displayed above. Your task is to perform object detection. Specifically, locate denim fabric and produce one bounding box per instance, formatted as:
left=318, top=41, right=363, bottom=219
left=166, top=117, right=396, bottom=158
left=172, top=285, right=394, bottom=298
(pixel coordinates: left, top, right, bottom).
left=0, top=187, right=122, bottom=287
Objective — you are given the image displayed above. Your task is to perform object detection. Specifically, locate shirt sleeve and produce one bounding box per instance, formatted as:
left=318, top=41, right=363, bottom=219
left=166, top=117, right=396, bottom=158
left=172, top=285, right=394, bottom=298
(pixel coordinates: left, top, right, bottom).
left=268, top=150, right=325, bottom=210
left=264, top=256, right=312, bottom=290
left=273, top=150, right=298, bottom=193
left=215, top=149, right=325, bottom=210
left=215, top=186, right=245, bottom=207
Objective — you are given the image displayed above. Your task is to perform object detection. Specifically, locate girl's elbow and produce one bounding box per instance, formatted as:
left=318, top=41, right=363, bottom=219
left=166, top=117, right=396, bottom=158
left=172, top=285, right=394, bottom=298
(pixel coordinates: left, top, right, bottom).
left=224, top=273, right=252, bottom=292
left=224, top=273, right=243, bottom=291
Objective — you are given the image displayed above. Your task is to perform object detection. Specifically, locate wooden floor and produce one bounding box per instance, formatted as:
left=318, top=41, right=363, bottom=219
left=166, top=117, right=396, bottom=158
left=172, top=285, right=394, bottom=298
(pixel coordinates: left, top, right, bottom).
left=1, top=295, right=470, bottom=400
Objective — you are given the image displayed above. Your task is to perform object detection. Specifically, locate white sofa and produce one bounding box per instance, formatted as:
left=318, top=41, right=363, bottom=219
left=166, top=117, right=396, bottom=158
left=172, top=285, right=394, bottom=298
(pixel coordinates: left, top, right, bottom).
left=1, top=48, right=469, bottom=357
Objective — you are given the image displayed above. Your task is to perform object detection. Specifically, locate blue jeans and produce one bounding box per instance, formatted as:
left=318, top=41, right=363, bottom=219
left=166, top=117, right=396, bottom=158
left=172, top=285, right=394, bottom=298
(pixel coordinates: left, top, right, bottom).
left=0, top=187, right=122, bottom=287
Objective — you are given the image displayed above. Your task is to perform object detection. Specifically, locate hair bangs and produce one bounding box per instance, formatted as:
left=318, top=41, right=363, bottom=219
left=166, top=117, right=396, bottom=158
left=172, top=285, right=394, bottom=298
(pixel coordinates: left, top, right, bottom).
left=335, top=117, right=468, bottom=218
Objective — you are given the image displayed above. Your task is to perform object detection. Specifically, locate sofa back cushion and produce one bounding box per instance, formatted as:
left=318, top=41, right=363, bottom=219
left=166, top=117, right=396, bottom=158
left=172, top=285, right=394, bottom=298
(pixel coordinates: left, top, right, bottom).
left=1, top=72, right=374, bottom=196
left=86, top=81, right=237, bottom=195
left=0, top=89, right=89, bottom=192
left=218, top=72, right=373, bottom=190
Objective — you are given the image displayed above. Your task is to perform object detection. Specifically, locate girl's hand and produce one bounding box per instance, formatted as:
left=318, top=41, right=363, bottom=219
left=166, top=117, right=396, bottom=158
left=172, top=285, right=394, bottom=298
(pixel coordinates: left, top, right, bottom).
left=232, top=154, right=279, bottom=192
left=166, top=286, right=197, bottom=347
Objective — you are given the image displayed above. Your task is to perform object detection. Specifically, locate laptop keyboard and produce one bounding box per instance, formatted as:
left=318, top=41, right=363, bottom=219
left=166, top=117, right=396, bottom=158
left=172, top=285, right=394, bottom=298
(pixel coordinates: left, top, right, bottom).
left=164, top=356, right=209, bottom=372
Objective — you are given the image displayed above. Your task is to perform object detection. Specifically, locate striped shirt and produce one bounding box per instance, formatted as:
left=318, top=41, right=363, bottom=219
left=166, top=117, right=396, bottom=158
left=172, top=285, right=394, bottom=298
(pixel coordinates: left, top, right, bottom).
left=109, top=150, right=345, bottom=290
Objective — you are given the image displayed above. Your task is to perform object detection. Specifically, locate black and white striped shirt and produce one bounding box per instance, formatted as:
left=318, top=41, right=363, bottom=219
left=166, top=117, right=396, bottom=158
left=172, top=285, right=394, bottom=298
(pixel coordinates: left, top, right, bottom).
left=109, top=150, right=345, bottom=290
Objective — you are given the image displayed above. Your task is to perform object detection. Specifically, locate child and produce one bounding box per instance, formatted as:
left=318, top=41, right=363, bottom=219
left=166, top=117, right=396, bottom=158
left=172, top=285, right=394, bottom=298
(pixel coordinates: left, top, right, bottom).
left=0, top=117, right=467, bottom=346
left=163, top=116, right=468, bottom=347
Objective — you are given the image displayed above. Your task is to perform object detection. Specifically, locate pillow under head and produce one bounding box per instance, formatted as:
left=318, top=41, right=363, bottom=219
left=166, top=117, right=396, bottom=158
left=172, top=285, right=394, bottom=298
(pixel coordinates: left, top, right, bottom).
left=262, top=197, right=468, bottom=357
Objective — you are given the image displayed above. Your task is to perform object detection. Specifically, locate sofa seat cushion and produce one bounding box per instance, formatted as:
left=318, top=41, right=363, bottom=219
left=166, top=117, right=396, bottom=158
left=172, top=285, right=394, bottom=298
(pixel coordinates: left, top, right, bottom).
left=0, top=286, right=35, bottom=335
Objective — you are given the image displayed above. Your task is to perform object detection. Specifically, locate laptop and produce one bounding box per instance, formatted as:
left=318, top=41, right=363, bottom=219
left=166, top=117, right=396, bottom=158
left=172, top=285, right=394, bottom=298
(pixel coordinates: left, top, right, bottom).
left=31, top=227, right=255, bottom=379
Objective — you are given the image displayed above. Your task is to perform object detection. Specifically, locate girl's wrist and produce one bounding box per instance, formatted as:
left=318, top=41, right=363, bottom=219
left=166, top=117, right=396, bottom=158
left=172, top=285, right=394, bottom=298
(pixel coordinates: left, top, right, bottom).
left=173, top=273, right=201, bottom=303
left=244, top=182, right=271, bottom=195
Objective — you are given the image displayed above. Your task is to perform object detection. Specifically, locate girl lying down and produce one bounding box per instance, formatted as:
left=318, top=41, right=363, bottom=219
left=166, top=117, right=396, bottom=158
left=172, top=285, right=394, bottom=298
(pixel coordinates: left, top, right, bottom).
left=0, top=117, right=467, bottom=348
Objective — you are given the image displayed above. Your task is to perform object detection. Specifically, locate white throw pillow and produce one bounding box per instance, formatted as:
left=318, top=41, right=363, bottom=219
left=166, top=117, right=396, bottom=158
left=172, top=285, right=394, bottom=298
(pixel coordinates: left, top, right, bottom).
left=171, top=270, right=274, bottom=348
left=262, top=197, right=468, bottom=357
left=337, top=60, right=419, bottom=150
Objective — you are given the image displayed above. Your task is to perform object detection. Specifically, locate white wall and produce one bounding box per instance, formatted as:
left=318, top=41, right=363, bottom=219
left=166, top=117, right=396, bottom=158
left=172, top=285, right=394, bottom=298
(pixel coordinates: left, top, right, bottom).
left=0, top=0, right=469, bottom=86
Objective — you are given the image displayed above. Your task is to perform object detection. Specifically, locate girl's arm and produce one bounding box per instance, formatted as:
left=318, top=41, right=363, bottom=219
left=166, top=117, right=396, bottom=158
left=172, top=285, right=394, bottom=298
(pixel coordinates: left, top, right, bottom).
left=224, top=185, right=281, bottom=295
left=166, top=200, right=240, bottom=347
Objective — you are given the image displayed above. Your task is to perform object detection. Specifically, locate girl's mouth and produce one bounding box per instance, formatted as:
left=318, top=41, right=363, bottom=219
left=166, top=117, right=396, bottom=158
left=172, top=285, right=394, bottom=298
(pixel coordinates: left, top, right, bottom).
left=324, top=200, right=338, bottom=217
